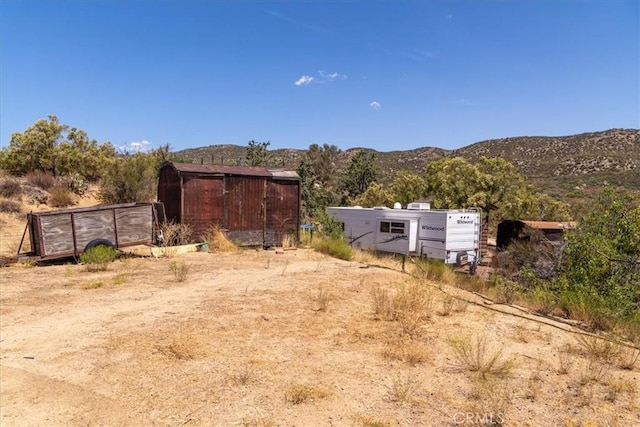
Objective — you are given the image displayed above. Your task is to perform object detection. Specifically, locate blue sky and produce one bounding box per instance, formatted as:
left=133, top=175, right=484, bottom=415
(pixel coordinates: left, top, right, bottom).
left=1, top=1, right=638, bottom=153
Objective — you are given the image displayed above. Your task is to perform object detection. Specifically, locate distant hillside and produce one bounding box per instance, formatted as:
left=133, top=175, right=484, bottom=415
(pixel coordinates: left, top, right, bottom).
left=174, top=128, right=640, bottom=197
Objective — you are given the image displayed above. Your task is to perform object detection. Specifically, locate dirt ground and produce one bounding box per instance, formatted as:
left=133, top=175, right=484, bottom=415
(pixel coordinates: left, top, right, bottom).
left=1, top=245, right=639, bottom=427
left=0, top=185, right=638, bottom=426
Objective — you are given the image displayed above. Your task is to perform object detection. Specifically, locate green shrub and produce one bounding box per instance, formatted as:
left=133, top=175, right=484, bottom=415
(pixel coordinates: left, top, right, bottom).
left=0, top=178, right=22, bottom=198
left=48, top=186, right=74, bottom=207
left=80, top=245, right=119, bottom=271
left=99, top=153, right=157, bottom=204
left=312, top=236, right=352, bottom=261
left=59, top=172, right=88, bottom=196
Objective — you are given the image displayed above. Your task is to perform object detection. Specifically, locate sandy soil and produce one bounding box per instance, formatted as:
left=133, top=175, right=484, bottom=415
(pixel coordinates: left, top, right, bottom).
left=1, top=246, right=638, bottom=427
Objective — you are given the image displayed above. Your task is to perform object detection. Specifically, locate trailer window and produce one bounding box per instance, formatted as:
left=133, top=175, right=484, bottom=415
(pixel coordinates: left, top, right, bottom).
left=379, top=221, right=405, bottom=234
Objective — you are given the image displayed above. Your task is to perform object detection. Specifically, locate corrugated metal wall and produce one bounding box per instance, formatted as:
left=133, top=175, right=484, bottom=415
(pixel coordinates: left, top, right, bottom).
left=158, top=166, right=182, bottom=223
left=157, top=163, right=300, bottom=246
left=265, top=179, right=300, bottom=246
left=182, top=175, right=224, bottom=239
left=225, top=175, right=266, bottom=245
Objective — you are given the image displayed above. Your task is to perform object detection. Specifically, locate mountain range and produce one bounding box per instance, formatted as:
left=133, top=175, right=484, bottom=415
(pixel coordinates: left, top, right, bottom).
left=174, top=128, right=640, bottom=197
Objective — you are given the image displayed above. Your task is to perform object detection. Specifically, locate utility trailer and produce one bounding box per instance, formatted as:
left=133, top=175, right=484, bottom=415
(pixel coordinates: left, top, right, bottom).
left=326, top=205, right=482, bottom=272
left=18, top=202, right=163, bottom=261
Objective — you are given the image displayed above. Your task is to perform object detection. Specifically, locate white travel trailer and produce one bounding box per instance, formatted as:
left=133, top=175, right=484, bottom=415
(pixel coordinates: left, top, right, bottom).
left=326, top=204, right=482, bottom=272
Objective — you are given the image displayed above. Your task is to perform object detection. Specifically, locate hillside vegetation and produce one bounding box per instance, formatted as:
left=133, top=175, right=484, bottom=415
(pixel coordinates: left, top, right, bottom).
left=175, top=128, right=639, bottom=197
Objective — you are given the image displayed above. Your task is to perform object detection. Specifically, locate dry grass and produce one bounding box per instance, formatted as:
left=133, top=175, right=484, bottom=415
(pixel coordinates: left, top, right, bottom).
left=202, top=224, right=240, bottom=253
left=438, top=295, right=468, bottom=316
left=359, top=416, right=392, bottom=427
left=284, top=384, right=331, bottom=405
left=169, top=260, right=190, bottom=282
left=160, top=221, right=193, bottom=247
left=156, top=334, right=207, bottom=360
left=574, top=334, right=621, bottom=364
left=386, top=374, right=421, bottom=403
left=557, top=348, right=576, bottom=375
left=448, top=334, right=514, bottom=378
left=381, top=339, right=429, bottom=366
left=370, top=284, right=393, bottom=320
left=463, top=377, right=512, bottom=425
left=310, top=283, right=331, bottom=312
left=80, top=281, right=104, bottom=290
left=616, top=347, right=640, bottom=370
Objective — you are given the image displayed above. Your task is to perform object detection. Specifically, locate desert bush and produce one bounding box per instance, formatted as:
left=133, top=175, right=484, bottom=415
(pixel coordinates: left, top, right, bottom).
left=574, top=334, right=621, bottom=363
left=99, top=152, right=157, bottom=204
left=48, top=186, right=74, bottom=207
left=616, top=347, right=640, bottom=370
left=312, top=236, right=352, bottom=260
left=25, top=171, right=57, bottom=190
left=80, top=245, right=119, bottom=271
left=0, top=198, right=21, bottom=213
left=169, top=260, right=190, bottom=282
left=448, top=334, right=513, bottom=378
left=371, top=284, right=393, bottom=320
left=160, top=221, right=193, bottom=246
left=0, top=178, right=22, bottom=198
left=386, top=374, right=421, bottom=403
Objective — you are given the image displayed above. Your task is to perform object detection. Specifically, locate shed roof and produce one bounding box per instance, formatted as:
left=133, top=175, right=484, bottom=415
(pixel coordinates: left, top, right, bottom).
left=520, top=220, right=576, bottom=230
left=165, top=162, right=299, bottom=179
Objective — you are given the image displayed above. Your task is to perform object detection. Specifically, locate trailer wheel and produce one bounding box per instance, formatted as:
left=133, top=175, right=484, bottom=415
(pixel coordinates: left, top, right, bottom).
left=84, top=239, right=115, bottom=252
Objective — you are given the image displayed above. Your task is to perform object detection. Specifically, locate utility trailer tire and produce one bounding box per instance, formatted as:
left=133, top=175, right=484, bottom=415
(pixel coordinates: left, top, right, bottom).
left=84, top=239, right=115, bottom=252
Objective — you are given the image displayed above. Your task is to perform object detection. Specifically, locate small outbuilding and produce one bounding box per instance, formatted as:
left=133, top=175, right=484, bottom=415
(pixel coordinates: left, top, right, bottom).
left=496, top=220, right=575, bottom=250
left=158, top=162, right=300, bottom=247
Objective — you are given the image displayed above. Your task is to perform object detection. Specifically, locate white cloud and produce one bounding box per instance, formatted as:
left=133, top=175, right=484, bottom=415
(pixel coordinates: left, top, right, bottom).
left=318, top=70, right=345, bottom=80
left=295, top=75, right=314, bottom=86
left=295, top=71, right=346, bottom=87
left=120, top=140, right=151, bottom=153
left=370, top=101, right=381, bottom=110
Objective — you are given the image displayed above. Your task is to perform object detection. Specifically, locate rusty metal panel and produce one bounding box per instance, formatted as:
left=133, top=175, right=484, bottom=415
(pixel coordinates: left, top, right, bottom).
left=224, top=176, right=265, bottom=244
left=264, top=179, right=300, bottom=246
left=158, top=163, right=182, bottom=223
left=181, top=175, right=224, bottom=240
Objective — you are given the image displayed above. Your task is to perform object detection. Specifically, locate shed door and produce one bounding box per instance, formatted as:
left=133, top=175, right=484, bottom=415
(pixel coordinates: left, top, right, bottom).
left=182, top=175, right=224, bottom=240
left=224, top=176, right=265, bottom=245
left=265, top=180, right=299, bottom=247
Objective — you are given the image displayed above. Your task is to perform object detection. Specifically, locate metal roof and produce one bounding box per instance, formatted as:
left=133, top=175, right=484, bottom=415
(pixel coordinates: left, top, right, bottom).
left=521, top=220, right=576, bottom=230
left=167, top=162, right=299, bottom=179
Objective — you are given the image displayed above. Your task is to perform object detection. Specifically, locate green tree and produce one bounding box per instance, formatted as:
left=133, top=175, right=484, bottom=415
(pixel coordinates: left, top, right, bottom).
left=98, top=153, right=157, bottom=204
left=0, top=115, right=115, bottom=180
left=338, top=150, right=378, bottom=203
left=558, top=188, right=640, bottom=319
left=246, top=140, right=271, bottom=166
left=351, top=182, right=394, bottom=207
left=297, top=158, right=338, bottom=222
left=306, top=143, right=341, bottom=187
left=424, top=156, right=570, bottom=223
left=389, top=171, right=427, bottom=207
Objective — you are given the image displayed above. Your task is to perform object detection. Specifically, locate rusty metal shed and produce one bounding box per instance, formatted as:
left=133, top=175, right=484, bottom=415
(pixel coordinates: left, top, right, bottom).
left=157, top=162, right=300, bottom=247
left=496, top=220, right=576, bottom=250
